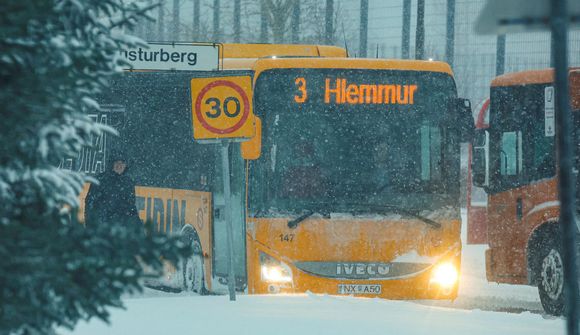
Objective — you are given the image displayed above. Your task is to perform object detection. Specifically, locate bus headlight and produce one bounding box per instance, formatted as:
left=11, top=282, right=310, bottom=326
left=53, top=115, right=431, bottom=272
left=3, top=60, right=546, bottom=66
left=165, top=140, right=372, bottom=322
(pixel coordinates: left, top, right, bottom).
left=429, top=262, right=459, bottom=289
left=260, top=252, right=292, bottom=283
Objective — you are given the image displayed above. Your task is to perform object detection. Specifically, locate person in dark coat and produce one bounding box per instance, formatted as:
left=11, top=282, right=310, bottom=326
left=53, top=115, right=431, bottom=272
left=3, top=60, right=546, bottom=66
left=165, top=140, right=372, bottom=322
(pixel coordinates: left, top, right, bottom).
left=85, top=155, right=141, bottom=227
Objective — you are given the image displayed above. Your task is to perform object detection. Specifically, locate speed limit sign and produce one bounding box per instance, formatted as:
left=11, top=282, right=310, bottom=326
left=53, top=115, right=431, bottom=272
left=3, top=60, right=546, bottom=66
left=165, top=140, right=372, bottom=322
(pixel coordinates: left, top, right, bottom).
left=191, top=76, right=255, bottom=140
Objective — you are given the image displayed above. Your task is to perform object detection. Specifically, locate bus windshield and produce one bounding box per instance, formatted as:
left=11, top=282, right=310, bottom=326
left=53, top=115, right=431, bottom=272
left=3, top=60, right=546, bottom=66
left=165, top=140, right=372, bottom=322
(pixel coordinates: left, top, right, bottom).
left=251, top=68, right=460, bottom=214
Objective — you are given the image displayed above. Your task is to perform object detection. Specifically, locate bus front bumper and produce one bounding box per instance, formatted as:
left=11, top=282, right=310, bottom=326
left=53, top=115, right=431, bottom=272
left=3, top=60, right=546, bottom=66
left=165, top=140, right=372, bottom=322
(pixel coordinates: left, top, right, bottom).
left=255, top=258, right=460, bottom=300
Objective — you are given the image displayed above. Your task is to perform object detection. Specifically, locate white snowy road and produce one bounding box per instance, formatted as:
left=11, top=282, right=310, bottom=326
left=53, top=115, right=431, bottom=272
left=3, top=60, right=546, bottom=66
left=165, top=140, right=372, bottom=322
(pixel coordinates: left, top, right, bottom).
left=418, top=244, right=545, bottom=314
left=64, top=291, right=562, bottom=335
left=62, top=211, right=563, bottom=335
left=62, top=244, right=562, bottom=335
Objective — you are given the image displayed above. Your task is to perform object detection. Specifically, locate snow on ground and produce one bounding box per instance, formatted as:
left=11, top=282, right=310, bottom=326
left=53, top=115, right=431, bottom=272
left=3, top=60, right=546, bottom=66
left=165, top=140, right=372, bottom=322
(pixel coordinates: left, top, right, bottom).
left=64, top=293, right=562, bottom=335
left=62, top=210, right=563, bottom=335
left=419, top=210, right=544, bottom=313
left=62, top=252, right=558, bottom=335
left=417, top=244, right=544, bottom=313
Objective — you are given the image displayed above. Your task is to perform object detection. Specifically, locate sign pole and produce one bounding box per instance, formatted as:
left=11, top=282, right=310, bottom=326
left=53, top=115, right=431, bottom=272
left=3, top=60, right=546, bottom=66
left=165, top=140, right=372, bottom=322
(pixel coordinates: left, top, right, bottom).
left=552, top=0, right=579, bottom=332
left=221, top=141, right=237, bottom=301
left=191, top=74, right=254, bottom=302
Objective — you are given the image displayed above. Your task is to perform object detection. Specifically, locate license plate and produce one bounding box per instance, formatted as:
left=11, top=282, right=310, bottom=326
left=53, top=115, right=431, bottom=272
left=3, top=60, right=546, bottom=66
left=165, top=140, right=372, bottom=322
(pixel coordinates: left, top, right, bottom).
left=337, top=284, right=382, bottom=295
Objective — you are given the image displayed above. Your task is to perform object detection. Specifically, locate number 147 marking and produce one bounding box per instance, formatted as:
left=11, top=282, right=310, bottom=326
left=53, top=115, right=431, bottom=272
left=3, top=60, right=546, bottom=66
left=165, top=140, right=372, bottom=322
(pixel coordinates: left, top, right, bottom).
left=279, top=234, right=295, bottom=242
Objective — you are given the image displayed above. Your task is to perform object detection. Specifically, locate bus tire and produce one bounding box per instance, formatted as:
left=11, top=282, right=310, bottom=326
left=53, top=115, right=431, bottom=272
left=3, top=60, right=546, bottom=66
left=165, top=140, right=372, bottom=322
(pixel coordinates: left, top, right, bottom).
left=180, top=226, right=208, bottom=295
left=536, top=234, right=565, bottom=316
left=183, top=240, right=207, bottom=295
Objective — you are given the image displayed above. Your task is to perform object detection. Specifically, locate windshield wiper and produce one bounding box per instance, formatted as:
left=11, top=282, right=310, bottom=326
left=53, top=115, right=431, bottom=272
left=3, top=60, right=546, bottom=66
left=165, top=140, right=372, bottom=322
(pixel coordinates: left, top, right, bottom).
left=287, top=210, right=315, bottom=229
left=348, top=203, right=442, bottom=229
left=286, top=203, right=441, bottom=229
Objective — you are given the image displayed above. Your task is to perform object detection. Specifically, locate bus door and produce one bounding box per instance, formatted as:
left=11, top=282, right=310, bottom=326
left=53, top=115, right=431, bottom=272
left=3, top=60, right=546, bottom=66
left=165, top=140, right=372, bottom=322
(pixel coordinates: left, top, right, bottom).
left=488, top=84, right=556, bottom=280
left=571, top=71, right=580, bottom=209
left=211, top=143, right=247, bottom=291
left=488, top=115, right=526, bottom=279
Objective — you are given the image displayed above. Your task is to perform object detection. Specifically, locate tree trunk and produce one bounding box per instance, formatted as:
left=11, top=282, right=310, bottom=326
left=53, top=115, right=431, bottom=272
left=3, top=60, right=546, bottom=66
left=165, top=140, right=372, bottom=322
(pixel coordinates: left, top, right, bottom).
left=234, top=0, right=241, bottom=42
left=213, top=0, right=220, bottom=41
left=158, top=0, right=165, bottom=40
left=172, top=0, right=180, bottom=40
left=325, top=0, right=334, bottom=45
left=260, top=0, right=268, bottom=42
left=359, top=0, right=368, bottom=57
left=193, top=0, right=200, bottom=40
left=264, top=0, right=294, bottom=44
left=291, top=0, right=300, bottom=44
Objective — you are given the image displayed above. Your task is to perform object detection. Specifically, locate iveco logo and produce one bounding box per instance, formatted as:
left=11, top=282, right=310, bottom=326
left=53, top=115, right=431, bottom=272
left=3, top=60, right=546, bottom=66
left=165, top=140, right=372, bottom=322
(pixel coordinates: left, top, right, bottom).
left=336, top=263, right=390, bottom=276
left=293, top=261, right=429, bottom=280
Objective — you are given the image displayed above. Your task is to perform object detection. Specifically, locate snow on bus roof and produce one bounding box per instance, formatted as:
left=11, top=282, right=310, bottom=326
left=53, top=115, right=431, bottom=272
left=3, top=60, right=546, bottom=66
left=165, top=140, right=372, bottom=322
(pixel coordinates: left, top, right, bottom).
left=252, top=58, right=454, bottom=76
left=223, top=58, right=454, bottom=76
left=221, top=43, right=347, bottom=59
left=491, top=67, right=580, bottom=87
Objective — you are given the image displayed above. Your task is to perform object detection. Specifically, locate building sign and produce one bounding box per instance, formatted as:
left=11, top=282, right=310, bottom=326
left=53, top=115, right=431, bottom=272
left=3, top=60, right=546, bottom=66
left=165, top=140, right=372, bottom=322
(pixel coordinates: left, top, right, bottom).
left=120, top=43, right=220, bottom=71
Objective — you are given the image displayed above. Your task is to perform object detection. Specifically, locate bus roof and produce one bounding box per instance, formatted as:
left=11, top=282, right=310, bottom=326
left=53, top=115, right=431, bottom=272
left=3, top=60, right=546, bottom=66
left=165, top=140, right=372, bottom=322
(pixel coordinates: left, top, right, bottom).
left=252, top=58, right=453, bottom=77
left=222, top=43, right=347, bottom=59
left=220, top=44, right=453, bottom=76
left=491, top=67, right=580, bottom=87
left=491, top=68, right=580, bottom=110
left=222, top=43, right=347, bottom=70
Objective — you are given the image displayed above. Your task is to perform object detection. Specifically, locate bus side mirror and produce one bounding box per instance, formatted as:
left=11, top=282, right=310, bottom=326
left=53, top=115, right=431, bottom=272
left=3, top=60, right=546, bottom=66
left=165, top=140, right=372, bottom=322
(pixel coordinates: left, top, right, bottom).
left=472, top=129, right=489, bottom=187
left=456, top=98, right=474, bottom=142
left=241, top=116, right=262, bottom=160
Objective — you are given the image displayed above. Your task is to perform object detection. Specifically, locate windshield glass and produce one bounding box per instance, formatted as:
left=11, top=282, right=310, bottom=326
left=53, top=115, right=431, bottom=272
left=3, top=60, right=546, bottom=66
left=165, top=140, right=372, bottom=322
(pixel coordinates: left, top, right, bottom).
left=250, top=69, right=460, bottom=214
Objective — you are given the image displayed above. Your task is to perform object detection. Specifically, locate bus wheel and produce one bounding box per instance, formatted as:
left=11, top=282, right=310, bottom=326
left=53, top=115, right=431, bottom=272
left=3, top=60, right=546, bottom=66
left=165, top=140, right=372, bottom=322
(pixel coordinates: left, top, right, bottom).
left=183, top=240, right=207, bottom=295
left=537, top=238, right=565, bottom=315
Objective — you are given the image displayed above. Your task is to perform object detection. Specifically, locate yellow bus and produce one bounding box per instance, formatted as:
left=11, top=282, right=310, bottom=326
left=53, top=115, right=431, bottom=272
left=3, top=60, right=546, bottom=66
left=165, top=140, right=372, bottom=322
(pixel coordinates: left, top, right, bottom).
left=75, top=43, right=472, bottom=299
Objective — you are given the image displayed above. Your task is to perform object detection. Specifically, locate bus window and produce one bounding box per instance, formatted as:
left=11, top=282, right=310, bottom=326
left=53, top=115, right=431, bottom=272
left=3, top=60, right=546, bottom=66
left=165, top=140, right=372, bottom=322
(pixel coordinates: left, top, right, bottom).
left=500, top=131, right=522, bottom=176
left=252, top=68, right=459, bottom=214
left=420, top=124, right=442, bottom=181
left=531, top=123, right=555, bottom=180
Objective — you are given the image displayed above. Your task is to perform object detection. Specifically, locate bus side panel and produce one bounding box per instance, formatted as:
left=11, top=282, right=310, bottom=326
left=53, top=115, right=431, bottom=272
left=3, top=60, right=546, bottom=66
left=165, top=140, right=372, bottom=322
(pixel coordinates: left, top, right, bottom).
left=135, top=186, right=213, bottom=289
left=77, top=184, right=213, bottom=289
left=467, top=205, right=487, bottom=245
left=486, top=188, right=525, bottom=282
left=571, top=70, right=579, bottom=110
left=487, top=178, right=558, bottom=284
left=135, top=187, right=173, bottom=232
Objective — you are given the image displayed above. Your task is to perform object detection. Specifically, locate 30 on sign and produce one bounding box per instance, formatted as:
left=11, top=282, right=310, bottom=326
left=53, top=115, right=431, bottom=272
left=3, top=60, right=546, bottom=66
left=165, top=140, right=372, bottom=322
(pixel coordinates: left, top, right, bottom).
left=191, top=76, right=255, bottom=140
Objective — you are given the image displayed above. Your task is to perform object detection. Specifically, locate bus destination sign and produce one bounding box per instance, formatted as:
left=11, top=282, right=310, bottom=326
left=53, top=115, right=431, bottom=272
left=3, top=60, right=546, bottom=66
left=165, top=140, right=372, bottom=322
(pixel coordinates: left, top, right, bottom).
left=294, top=77, right=418, bottom=106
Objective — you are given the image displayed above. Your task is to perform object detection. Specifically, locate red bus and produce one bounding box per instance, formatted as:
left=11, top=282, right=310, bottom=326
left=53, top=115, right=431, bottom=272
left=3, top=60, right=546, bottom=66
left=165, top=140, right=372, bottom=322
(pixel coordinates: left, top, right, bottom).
left=472, top=68, right=580, bottom=315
